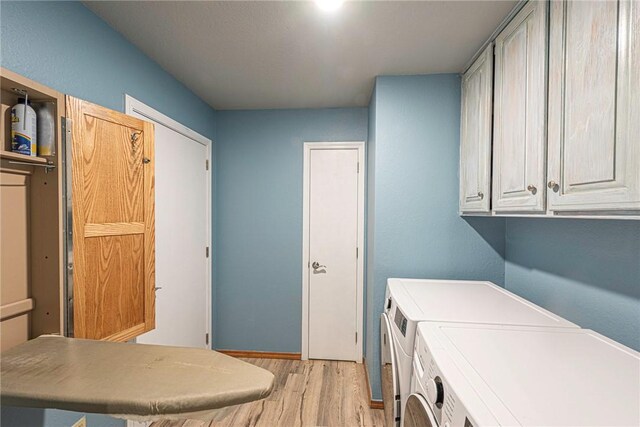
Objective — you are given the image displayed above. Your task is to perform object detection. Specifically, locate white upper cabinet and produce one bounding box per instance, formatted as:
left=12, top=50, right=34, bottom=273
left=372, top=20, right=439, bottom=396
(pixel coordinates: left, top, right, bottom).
left=460, top=44, right=493, bottom=213
left=547, top=0, right=640, bottom=212
left=492, top=1, right=548, bottom=212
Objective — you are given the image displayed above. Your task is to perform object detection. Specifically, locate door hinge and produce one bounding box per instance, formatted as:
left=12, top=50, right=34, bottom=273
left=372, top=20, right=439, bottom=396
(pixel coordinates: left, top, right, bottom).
left=206, top=246, right=210, bottom=258
left=355, top=332, right=358, bottom=343
left=356, top=247, right=359, bottom=258
left=307, top=261, right=310, bottom=269
left=205, top=333, right=209, bottom=345
left=357, top=162, right=360, bottom=173
left=206, top=159, right=209, bottom=170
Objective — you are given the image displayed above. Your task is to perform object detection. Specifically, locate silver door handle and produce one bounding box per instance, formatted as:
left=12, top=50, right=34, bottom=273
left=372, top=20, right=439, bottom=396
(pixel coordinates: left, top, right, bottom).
left=155, top=286, right=163, bottom=291
left=311, top=262, right=326, bottom=270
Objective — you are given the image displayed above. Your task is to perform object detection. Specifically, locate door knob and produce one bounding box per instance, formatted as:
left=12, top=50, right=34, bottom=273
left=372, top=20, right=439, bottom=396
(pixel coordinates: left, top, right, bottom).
left=547, top=181, right=559, bottom=192
left=527, top=185, right=537, bottom=195
left=477, top=191, right=484, bottom=200
left=311, top=261, right=326, bottom=270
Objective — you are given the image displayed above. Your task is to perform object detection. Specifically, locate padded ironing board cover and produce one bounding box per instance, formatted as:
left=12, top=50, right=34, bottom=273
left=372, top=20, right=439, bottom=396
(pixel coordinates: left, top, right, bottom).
left=0, top=336, right=274, bottom=421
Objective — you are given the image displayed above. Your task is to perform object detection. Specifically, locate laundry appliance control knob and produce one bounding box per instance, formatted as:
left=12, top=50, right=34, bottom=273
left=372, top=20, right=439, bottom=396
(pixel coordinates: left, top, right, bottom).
left=426, top=376, right=444, bottom=408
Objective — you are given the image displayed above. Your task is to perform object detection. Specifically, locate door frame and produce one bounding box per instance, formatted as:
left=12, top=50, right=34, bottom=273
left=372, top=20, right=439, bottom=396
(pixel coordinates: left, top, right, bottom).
left=125, top=95, right=213, bottom=349
left=301, top=141, right=365, bottom=362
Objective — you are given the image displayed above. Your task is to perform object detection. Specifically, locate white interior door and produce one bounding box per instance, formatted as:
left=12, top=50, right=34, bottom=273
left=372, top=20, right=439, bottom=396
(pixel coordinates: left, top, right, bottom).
left=306, top=147, right=361, bottom=361
left=126, top=96, right=210, bottom=349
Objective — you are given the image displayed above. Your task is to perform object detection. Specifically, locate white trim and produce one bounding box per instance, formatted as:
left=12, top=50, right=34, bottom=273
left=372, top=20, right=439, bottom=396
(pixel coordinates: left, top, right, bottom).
left=301, top=141, right=365, bottom=363
left=125, top=95, right=210, bottom=147
left=125, top=95, right=213, bottom=351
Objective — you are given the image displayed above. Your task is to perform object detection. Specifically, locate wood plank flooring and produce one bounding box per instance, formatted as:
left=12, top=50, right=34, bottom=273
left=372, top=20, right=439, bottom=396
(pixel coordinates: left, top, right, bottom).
left=152, top=358, right=385, bottom=427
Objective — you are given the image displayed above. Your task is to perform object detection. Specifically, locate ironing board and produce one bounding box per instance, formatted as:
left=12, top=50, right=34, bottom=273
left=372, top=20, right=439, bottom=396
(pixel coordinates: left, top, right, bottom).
left=0, top=336, right=274, bottom=421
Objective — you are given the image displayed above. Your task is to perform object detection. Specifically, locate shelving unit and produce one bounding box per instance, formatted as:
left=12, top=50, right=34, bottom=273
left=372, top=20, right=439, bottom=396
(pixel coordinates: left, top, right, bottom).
left=0, top=150, right=49, bottom=164
left=0, top=68, right=65, bottom=352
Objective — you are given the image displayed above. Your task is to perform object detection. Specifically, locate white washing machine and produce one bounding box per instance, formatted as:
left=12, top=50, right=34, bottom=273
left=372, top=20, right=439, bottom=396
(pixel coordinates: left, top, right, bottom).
left=380, top=278, right=578, bottom=426
left=404, top=322, right=640, bottom=427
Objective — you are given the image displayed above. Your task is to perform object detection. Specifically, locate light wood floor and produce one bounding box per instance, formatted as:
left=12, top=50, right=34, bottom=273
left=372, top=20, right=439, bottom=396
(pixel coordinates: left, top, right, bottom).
left=152, top=358, right=385, bottom=427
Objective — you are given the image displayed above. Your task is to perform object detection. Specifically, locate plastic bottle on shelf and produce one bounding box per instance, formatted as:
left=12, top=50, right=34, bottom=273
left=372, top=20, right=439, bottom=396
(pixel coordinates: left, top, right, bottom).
left=35, top=102, right=55, bottom=156
left=11, top=97, right=37, bottom=156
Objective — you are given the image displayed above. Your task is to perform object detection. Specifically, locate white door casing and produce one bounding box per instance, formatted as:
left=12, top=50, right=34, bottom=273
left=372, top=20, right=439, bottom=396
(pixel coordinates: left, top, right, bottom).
left=125, top=95, right=212, bottom=350
left=492, top=0, right=548, bottom=212
left=547, top=0, right=640, bottom=211
left=459, top=43, right=493, bottom=213
left=302, top=142, right=364, bottom=362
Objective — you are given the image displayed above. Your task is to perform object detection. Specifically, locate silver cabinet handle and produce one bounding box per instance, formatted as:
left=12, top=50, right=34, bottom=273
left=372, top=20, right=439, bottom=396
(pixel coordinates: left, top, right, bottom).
left=527, top=185, right=537, bottom=195
left=311, top=261, right=326, bottom=270
left=154, top=286, right=163, bottom=291
left=477, top=191, right=484, bottom=200
left=547, top=181, right=559, bottom=192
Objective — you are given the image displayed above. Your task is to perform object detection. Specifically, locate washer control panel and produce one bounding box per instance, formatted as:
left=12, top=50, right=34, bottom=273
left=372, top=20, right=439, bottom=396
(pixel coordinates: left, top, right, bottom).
left=393, top=307, right=408, bottom=337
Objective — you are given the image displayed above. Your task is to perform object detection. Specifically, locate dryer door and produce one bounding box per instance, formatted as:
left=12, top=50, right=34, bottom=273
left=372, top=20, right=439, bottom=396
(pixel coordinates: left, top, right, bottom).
left=381, top=313, right=401, bottom=427
left=403, top=393, right=439, bottom=427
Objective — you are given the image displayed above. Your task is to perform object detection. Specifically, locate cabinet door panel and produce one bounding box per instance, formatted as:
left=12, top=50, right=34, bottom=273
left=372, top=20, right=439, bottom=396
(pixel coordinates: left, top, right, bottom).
left=81, top=115, right=145, bottom=224
left=500, top=26, right=527, bottom=194
left=492, top=1, right=548, bottom=212
left=548, top=0, right=640, bottom=211
left=460, top=44, right=493, bottom=213
left=68, top=96, right=155, bottom=341
left=83, top=235, right=145, bottom=339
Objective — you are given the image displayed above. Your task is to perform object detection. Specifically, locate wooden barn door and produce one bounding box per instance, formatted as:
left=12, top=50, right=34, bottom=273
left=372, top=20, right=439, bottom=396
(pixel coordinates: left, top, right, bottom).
left=67, top=96, right=155, bottom=341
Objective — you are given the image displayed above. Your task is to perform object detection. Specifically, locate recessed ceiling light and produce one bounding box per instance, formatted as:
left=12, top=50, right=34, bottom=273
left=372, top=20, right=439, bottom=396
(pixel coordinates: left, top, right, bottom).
left=315, top=0, right=344, bottom=12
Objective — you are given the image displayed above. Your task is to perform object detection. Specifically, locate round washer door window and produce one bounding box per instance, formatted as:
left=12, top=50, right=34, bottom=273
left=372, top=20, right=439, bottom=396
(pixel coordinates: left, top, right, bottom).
left=403, top=393, right=438, bottom=427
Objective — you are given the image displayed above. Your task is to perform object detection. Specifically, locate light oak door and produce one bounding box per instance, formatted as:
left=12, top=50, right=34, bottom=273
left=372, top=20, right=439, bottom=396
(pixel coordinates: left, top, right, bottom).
left=492, top=0, right=548, bottom=212
left=547, top=0, right=640, bottom=212
left=459, top=43, right=493, bottom=213
left=67, top=96, right=155, bottom=342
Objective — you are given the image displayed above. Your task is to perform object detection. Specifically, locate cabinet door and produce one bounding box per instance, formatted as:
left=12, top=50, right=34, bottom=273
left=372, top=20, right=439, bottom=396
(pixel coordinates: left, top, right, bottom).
left=67, top=96, right=155, bottom=341
left=547, top=0, right=640, bottom=211
left=460, top=44, right=493, bottom=213
left=492, top=1, right=548, bottom=212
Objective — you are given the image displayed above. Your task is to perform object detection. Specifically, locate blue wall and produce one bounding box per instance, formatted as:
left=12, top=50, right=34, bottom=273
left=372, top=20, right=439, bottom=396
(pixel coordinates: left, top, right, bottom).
left=1, top=2, right=216, bottom=139
left=1, top=2, right=217, bottom=426
left=214, top=108, right=368, bottom=352
left=365, top=75, right=506, bottom=400
left=504, top=218, right=640, bottom=351
left=0, top=408, right=124, bottom=427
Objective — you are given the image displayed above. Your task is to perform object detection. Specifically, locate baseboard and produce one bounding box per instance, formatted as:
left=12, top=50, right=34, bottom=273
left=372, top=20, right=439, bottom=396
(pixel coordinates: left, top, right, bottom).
left=370, top=400, right=384, bottom=410
left=363, top=357, right=384, bottom=410
left=217, top=349, right=302, bottom=360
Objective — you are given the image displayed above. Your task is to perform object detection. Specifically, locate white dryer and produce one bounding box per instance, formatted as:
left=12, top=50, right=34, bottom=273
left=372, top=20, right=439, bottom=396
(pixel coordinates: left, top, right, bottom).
left=380, top=278, right=578, bottom=426
left=404, top=322, right=640, bottom=427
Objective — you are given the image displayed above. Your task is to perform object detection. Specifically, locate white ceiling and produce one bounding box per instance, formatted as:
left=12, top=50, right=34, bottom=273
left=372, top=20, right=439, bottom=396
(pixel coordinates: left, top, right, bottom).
left=86, top=1, right=516, bottom=110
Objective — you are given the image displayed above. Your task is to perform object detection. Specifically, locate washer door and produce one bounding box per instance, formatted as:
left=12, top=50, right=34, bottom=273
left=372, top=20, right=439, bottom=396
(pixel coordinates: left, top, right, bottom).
left=403, top=393, right=438, bottom=427
left=381, top=313, right=400, bottom=427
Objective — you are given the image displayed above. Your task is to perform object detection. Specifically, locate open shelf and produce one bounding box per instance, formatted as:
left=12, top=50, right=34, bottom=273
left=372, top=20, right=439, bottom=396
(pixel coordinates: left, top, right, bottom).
left=1, top=68, right=64, bottom=352
left=0, top=150, right=49, bottom=165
